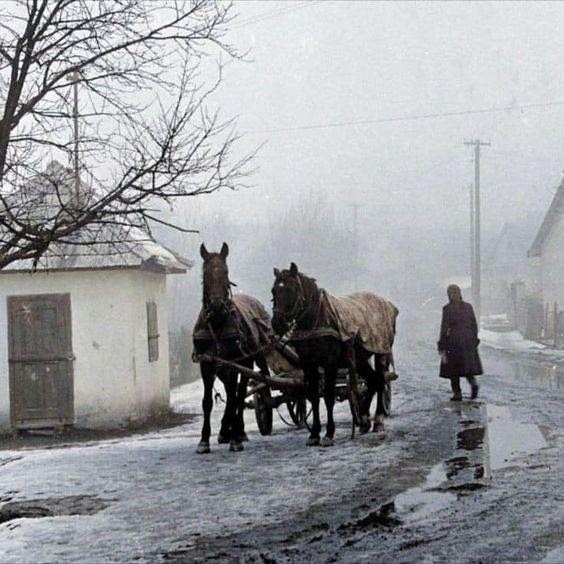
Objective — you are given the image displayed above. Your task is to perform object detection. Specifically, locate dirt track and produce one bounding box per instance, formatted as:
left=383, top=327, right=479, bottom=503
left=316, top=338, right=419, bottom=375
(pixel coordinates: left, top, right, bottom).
left=0, top=311, right=562, bottom=563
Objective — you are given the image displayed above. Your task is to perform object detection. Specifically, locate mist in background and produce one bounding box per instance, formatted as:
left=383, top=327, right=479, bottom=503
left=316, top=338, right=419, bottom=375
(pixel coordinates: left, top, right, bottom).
left=158, top=1, right=564, bottom=377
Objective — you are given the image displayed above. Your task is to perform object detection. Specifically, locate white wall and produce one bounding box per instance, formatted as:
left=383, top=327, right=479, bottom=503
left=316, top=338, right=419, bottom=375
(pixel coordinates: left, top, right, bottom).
left=0, top=269, right=171, bottom=431
left=541, top=214, right=564, bottom=308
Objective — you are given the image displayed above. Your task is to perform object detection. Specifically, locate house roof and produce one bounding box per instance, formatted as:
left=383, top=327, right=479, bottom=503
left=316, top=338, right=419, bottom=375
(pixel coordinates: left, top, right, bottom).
left=528, top=178, right=564, bottom=258
left=1, top=161, right=193, bottom=274
left=486, top=213, right=543, bottom=266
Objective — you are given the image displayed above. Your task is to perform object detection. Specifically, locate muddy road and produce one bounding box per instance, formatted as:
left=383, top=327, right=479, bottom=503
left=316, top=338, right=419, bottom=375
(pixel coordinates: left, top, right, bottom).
left=162, top=312, right=564, bottom=563
left=0, top=311, right=562, bottom=563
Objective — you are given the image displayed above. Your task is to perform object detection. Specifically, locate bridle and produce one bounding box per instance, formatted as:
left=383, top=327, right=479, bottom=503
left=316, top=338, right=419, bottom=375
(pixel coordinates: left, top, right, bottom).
left=202, top=259, right=235, bottom=323
left=273, top=274, right=317, bottom=328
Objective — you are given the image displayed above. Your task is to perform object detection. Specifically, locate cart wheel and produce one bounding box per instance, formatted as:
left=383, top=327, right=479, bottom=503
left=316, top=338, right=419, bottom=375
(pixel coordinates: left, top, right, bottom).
left=254, top=387, right=273, bottom=435
left=377, top=382, right=392, bottom=416
left=286, top=398, right=308, bottom=428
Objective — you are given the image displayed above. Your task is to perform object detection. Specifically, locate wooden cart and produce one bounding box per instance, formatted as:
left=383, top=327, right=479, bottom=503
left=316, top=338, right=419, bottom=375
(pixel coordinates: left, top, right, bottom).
left=202, top=343, right=393, bottom=436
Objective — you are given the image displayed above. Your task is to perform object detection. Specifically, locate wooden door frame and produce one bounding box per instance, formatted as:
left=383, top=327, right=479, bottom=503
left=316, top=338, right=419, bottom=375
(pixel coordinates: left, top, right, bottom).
left=7, top=293, right=75, bottom=429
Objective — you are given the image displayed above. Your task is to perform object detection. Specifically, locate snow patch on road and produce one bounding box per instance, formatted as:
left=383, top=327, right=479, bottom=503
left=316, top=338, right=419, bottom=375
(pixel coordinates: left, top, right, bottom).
left=480, top=329, right=547, bottom=352
left=480, top=329, right=564, bottom=363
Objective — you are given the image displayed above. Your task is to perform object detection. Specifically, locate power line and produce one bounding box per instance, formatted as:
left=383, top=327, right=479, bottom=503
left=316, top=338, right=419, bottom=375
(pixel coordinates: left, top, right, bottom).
left=232, top=1, right=321, bottom=30
left=250, top=100, right=564, bottom=134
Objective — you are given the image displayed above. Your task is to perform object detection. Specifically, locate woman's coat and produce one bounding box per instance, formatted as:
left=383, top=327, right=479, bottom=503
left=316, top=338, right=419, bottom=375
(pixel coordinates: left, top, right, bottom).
left=437, top=301, right=483, bottom=378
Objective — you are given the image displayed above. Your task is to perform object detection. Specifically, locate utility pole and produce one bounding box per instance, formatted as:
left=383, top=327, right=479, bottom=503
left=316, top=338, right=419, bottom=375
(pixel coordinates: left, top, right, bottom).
left=464, top=139, right=490, bottom=325
left=468, top=183, right=474, bottom=288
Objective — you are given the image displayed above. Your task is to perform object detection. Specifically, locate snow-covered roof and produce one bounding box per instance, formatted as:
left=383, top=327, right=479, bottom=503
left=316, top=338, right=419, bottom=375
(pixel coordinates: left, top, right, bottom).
left=1, top=161, right=193, bottom=274
left=528, top=177, right=564, bottom=258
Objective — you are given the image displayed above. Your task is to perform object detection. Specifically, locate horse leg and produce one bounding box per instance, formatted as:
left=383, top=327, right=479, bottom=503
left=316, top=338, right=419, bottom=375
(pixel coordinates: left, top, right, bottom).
left=197, top=362, right=215, bottom=454
left=235, top=364, right=251, bottom=442
left=218, top=367, right=234, bottom=444
left=373, top=354, right=387, bottom=431
left=357, top=355, right=377, bottom=434
left=321, top=364, right=337, bottom=447
left=221, top=373, right=243, bottom=452
left=305, top=365, right=321, bottom=446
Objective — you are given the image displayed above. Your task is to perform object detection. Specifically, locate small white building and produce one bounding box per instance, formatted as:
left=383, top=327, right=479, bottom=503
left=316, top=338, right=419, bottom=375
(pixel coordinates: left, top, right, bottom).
left=527, top=177, right=564, bottom=344
left=0, top=163, right=191, bottom=432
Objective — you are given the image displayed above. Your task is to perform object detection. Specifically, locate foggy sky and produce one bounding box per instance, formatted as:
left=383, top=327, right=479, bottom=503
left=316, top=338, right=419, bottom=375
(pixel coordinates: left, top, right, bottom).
left=188, top=1, right=564, bottom=247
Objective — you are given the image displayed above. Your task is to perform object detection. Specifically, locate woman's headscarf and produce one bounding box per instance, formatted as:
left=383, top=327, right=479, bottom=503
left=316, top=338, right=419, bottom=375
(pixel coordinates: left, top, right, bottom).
left=447, top=284, right=463, bottom=304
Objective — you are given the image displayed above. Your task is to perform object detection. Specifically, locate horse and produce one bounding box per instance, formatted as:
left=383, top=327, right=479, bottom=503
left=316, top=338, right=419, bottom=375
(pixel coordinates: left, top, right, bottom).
left=271, top=263, right=398, bottom=446
left=192, top=243, right=271, bottom=453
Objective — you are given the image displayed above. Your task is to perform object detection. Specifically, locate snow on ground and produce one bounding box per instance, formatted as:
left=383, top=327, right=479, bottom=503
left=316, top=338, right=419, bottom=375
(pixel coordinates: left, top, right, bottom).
left=480, top=329, right=547, bottom=352
left=0, top=380, right=408, bottom=563
left=480, top=329, right=564, bottom=362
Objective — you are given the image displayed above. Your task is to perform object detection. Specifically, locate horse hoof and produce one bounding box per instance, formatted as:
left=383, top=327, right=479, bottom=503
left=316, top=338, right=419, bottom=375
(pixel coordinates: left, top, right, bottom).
left=372, top=416, right=385, bottom=432
left=217, top=434, right=229, bottom=444
left=384, top=370, right=399, bottom=383
left=240, top=433, right=249, bottom=442
left=229, top=441, right=244, bottom=452
left=306, top=436, right=320, bottom=447
left=359, top=416, right=371, bottom=435
left=196, top=442, right=210, bottom=454
left=320, top=436, right=334, bottom=447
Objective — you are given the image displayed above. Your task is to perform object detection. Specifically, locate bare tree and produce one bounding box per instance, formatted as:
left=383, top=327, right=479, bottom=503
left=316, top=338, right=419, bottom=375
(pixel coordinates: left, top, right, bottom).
left=0, top=0, right=251, bottom=269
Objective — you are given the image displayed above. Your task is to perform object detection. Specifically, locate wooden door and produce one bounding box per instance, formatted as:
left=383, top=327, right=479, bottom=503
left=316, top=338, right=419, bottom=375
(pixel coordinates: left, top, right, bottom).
left=8, top=293, right=74, bottom=428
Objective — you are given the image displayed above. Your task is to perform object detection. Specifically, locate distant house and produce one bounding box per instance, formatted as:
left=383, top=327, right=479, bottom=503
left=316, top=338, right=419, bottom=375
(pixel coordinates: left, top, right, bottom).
left=0, top=162, right=192, bottom=433
left=482, top=214, right=542, bottom=318
left=527, top=176, right=564, bottom=345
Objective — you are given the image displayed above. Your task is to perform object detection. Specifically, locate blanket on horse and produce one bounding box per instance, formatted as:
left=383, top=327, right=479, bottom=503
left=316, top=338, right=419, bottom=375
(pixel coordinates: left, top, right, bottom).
left=325, top=291, right=398, bottom=354
left=193, top=294, right=271, bottom=348
left=291, top=291, right=398, bottom=354
left=193, top=294, right=296, bottom=374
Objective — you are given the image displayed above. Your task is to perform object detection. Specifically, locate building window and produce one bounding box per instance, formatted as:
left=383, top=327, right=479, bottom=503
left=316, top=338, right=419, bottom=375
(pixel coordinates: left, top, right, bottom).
left=147, top=301, right=159, bottom=362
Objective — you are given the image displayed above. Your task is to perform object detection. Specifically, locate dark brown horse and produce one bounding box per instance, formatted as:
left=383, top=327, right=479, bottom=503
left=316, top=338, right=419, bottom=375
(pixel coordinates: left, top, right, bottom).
left=272, top=263, right=397, bottom=446
left=193, top=243, right=271, bottom=453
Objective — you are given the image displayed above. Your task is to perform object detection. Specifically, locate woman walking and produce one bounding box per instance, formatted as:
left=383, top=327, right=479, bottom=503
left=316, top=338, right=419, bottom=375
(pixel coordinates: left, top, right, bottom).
left=437, top=284, right=483, bottom=400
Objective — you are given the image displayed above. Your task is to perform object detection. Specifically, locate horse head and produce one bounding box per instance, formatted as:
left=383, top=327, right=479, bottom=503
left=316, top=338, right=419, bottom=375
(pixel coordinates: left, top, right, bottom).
left=271, top=262, right=308, bottom=335
left=200, top=242, right=232, bottom=325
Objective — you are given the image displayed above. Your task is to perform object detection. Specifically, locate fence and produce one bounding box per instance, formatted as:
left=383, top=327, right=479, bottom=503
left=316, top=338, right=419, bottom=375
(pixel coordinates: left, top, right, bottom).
left=509, top=283, right=564, bottom=347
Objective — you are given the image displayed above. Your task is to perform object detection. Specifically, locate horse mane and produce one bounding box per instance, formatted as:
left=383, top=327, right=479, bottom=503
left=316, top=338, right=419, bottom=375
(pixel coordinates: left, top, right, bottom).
left=297, top=272, right=320, bottom=303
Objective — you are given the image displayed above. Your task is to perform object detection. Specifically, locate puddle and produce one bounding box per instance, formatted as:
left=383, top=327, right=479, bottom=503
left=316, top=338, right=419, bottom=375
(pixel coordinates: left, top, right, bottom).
left=393, top=463, right=457, bottom=524
left=0, top=495, right=111, bottom=525
left=485, top=404, right=548, bottom=471
left=457, top=427, right=485, bottom=450
left=338, top=501, right=401, bottom=532
left=341, top=399, right=549, bottom=536
left=452, top=403, right=548, bottom=478
left=485, top=352, right=564, bottom=391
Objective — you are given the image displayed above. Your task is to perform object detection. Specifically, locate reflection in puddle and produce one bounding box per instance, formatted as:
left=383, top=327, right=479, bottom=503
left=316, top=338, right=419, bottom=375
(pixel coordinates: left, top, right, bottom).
left=452, top=403, right=548, bottom=478
left=394, top=463, right=456, bottom=524
left=485, top=404, right=548, bottom=471
left=379, top=400, right=549, bottom=528
left=457, top=427, right=485, bottom=450
left=484, top=350, right=564, bottom=391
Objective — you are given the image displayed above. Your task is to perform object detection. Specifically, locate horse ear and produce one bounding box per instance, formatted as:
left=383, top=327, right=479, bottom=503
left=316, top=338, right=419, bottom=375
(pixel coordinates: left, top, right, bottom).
left=220, top=242, right=229, bottom=259
left=290, top=262, right=298, bottom=276
left=273, top=268, right=281, bottom=278
left=200, top=243, right=209, bottom=260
